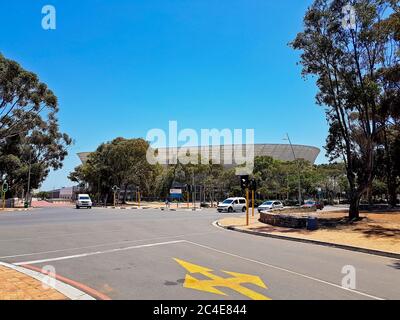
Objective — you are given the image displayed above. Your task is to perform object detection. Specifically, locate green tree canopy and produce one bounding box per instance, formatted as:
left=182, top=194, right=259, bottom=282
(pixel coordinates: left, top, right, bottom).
left=69, top=138, right=158, bottom=203
left=291, top=0, right=399, bottom=218
left=0, top=53, right=71, bottom=197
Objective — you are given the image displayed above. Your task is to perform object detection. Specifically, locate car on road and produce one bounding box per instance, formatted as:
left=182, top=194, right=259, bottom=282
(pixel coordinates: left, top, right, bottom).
left=258, top=200, right=284, bottom=213
left=217, top=197, right=247, bottom=213
left=76, top=194, right=93, bottom=209
left=302, top=200, right=324, bottom=210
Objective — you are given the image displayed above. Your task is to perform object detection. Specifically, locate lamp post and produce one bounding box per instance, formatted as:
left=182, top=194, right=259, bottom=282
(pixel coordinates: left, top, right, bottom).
left=283, top=134, right=302, bottom=206
left=192, top=169, right=196, bottom=210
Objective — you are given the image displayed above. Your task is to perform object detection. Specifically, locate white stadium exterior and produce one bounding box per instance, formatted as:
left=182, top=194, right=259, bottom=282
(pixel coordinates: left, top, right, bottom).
left=78, top=144, right=320, bottom=166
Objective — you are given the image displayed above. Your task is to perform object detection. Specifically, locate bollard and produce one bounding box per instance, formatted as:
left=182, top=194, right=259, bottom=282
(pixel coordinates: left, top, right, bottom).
left=306, top=216, right=318, bottom=231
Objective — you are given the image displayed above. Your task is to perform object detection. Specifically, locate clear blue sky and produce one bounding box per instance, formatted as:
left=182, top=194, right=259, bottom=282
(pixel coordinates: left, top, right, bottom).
left=1, top=0, right=328, bottom=191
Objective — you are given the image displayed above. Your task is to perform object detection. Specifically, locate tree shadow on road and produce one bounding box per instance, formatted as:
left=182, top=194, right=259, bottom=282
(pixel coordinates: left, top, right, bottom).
left=388, top=261, right=400, bottom=270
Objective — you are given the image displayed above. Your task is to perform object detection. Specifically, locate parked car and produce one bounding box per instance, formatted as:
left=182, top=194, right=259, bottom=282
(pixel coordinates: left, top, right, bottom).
left=258, top=200, right=284, bottom=213
left=76, top=194, right=92, bottom=209
left=217, top=197, right=247, bottom=213
left=302, top=200, right=324, bottom=210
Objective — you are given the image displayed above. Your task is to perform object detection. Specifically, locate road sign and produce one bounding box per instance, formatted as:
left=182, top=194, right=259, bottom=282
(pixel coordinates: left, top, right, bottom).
left=170, top=189, right=183, bottom=199
left=174, top=258, right=270, bottom=300
left=1, top=181, right=7, bottom=211
left=112, top=185, right=120, bottom=193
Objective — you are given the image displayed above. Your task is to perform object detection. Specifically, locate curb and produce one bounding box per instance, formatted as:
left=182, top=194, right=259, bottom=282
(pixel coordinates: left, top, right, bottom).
left=161, top=208, right=203, bottom=212
left=0, top=262, right=96, bottom=300
left=0, top=208, right=32, bottom=212
left=105, top=206, right=152, bottom=210
left=216, top=222, right=400, bottom=260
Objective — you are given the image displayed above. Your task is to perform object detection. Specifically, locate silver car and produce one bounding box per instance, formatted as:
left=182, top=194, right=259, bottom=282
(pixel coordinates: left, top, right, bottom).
left=258, top=200, right=284, bottom=213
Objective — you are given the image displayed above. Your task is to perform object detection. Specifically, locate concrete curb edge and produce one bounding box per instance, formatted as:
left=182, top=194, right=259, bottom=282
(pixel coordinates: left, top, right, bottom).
left=215, top=222, right=400, bottom=260
left=0, top=262, right=96, bottom=300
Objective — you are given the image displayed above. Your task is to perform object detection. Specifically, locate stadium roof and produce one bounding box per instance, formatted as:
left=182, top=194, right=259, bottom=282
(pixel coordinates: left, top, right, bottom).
left=78, top=144, right=320, bottom=165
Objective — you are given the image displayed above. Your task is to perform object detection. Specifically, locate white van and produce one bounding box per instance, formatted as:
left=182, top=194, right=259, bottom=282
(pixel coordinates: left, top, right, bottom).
left=217, top=197, right=247, bottom=213
left=76, top=194, right=92, bottom=209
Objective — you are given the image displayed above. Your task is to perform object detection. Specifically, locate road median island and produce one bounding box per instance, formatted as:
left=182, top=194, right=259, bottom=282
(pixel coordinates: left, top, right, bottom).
left=217, top=211, right=400, bottom=259
left=0, top=263, right=68, bottom=300
left=0, top=262, right=99, bottom=300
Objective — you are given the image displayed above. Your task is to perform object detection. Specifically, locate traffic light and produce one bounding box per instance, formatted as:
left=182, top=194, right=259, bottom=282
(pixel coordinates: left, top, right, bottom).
left=249, top=179, right=257, bottom=191
left=240, top=175, right=249, bottom=190
left=186, top=184, right=192, bottom=193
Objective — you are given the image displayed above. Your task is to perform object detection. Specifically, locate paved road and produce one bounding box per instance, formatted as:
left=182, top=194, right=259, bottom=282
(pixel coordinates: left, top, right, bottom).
left=0, top=207, right=398, bottom=300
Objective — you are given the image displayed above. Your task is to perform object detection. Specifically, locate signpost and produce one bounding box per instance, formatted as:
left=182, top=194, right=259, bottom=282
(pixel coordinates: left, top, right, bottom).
left=136, top=186, right=141, bottom=208
left=246, top=189, right=249, bottom=226
left=2, top=181, right=9, bottom=211
left=186, top=185, right=191, bottom=209
left=249, top=179, right=257, bottom=217
left=112, top=185, right=120, bottom=207
left=240, top=176, right=257, bottom=225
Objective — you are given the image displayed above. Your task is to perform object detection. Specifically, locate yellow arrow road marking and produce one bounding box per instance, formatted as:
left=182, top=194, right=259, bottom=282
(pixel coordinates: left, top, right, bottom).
left=174, top=258, right=271, bottom=300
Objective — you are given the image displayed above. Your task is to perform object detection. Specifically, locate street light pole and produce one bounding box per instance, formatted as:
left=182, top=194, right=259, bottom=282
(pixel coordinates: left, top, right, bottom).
left=284, top=134, right=302, bottom=206
left=192, top=170, right=196, bottom=210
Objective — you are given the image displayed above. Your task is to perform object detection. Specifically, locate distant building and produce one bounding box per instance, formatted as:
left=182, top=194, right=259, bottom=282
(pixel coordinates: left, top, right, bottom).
left=47, top=188, right=60, bottom=199
left=47, top=186, right=81, bottom=200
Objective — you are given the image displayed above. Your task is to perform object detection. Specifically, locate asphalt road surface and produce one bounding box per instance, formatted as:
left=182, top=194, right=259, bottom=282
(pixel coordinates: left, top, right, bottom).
left=0, top=207, right=399, bottom=300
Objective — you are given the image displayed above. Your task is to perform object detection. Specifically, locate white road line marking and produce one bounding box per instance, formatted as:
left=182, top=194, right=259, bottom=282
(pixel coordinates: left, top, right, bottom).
left=14, top=240, right=185, bottom=265
left=0, top=231, right=219, bottom=259
left=0, top=217, right=219, bottom=242
left=0, top=229, right=128, bottom=242
left=212, top=220, right=231, bottom=231
left=184, top=240, right=385, bottom=300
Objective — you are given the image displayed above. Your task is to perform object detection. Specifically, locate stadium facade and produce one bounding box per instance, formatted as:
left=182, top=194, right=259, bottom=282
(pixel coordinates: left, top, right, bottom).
left=78, top=144, right=320, bottom=166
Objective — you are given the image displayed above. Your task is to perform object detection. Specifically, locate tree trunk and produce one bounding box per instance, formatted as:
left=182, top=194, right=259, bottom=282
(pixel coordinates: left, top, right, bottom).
left=367, top=186, right=373, bottom=206
left=123, top=185, right=128, bottom=204
left=346, top=168, right=360, bottom=220
left=388, top=185, right=398, bottom=207
left=348, top=190, right=361, bottom=220
left=383, top=128, right=396, bottom=207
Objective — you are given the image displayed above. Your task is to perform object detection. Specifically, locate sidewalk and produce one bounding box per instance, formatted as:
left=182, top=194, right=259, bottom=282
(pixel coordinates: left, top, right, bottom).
left=0, top=264, right=67, bottom=300
left=218, top=212, right=400, bottom=257
left=0, top=262, right=99, bottom=300
left=31, top=200, right=74, bottom=208
left=0, top=208, right=31, bottom=213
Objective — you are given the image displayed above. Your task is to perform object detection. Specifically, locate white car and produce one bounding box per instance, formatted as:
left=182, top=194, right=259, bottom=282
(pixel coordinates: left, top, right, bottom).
left=217, top=197, right=247, bottom=213
left=258, top=200, right=284, bottom=213
left=76, top=194, right=92, bottom=209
